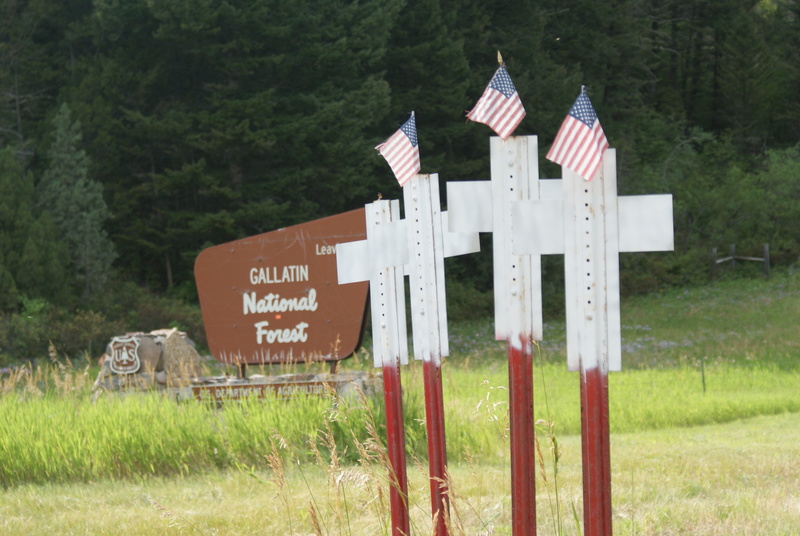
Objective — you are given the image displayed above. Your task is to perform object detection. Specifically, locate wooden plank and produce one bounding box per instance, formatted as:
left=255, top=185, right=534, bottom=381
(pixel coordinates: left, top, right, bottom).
left=445, top=181, right=493, bottom=233
left=603, top=151, right=622, bottom=373
left=404, top=174, right=448, bottom=363
left=491, top=136, right=543, bottom=342
left=366, top=200, right=408, bottom=368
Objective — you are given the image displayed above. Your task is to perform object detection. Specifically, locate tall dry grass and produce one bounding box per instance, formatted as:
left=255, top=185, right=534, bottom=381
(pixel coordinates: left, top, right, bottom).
left=1, top=270, right=799, bottom=533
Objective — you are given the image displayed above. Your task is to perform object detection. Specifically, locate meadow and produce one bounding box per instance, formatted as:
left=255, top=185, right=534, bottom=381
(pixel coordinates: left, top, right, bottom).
left=1, top=270, right=799, bottom=534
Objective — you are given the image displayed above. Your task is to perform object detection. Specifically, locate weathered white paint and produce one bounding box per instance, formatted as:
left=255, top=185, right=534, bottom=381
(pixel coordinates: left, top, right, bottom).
left=336, top=178, right=479, bottom=367
left=510, top=191, right=564, bottom=255
left=336, top=200, right=408, bottom=368
left=492, top=136, right=541, bottom=343
left=335, top=239, right=370, bottom=284
left=511, top=189, right=673, bottom=256
left=447, top=136, right=543, bottom=343
left=404, top=174, right=448, bottom=364
left=442, top=212, right=479, bottom=259
left=617, top=195, right=674, bottom=253
left=449, top=138, right=673, bottom=372
left=508, top=149, right=673, bottom=372
left=369, top=200, right=409, bottom=368
left=564, top=153, right=614, bottom=372
left=446, top=180, right=493, bottom=233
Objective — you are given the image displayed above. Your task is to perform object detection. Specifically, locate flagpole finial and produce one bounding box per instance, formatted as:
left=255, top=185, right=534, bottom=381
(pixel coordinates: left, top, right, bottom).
left=497, top=51, right=504, bottom=66
left=581, top=85, right=587, bottom=94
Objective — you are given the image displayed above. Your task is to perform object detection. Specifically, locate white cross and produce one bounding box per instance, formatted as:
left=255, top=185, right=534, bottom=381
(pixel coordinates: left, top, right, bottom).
left=336, top=174, right=479, bottom=366
left=448, top=138, right=674, bottom=371
left=337, top=198, right=409, bottom=368
left=447, top=136, right=547, bottom=535
left=447, top=136, right=551, bottom=343
left=512, top=148, right=673, bottom=371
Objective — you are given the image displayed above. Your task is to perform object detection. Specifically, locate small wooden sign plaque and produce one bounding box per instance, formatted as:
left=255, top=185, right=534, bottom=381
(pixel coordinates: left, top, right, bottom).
left=192, top=381, right=330, bottom=402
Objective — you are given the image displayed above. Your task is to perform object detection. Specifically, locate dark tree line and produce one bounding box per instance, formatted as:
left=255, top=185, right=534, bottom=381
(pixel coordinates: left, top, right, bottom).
left=1, top=0, right=799, bottom=329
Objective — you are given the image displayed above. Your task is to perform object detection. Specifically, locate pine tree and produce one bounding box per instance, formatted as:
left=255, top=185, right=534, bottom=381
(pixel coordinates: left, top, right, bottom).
left=37, top=103, right=116, bottom=300
left=382, top=0, right=476, bottom=180
left=0, top=147, right=34, bottom=310
left=0, top=252, right=20, bottom=311
left=0, top=146, right=71, bottom=309
left=70, top=0, right=402, bottom=291
left=0, top=148, right=33, bottom=272
left=15, top=214, right=70, bottom=304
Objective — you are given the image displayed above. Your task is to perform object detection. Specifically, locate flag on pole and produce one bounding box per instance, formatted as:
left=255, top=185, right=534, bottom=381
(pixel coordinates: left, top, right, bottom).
left=376, top=112, right=420, bottom=187
left=546, top=87, right=609, bottom=181
left=466, top=65, right=526, bottom=140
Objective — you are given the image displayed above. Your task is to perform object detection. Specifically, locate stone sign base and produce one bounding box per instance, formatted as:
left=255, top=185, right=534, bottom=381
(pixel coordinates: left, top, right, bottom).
left=93, top=367, right=382, bottom=405
left=188, top=371, right=382, bottom=404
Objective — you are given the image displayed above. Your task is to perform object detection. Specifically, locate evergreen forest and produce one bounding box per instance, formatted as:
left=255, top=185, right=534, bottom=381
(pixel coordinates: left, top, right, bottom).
left=1, top=0, right=800, bottom=361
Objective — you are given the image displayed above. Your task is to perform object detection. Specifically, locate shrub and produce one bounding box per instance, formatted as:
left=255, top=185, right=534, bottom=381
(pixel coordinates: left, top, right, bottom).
left=445, top=279, right=493, bottom=321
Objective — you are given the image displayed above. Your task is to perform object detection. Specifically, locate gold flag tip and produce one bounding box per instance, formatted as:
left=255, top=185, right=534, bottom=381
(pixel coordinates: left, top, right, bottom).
left=497, top=51, right=504, bottom=65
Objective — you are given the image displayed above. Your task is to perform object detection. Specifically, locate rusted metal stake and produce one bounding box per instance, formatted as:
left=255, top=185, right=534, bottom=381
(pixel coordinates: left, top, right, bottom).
left=383, top=361, right=410, bottom=536
left=508, top=334, right=536, bottom=535
left=580, top=366, right=612, bottom=536
left=422, top=358, right=449, bottom=535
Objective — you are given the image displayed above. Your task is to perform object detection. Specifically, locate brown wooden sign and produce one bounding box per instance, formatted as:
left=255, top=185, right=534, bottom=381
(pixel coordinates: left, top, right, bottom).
left=194, top=209, right=369, bottom=364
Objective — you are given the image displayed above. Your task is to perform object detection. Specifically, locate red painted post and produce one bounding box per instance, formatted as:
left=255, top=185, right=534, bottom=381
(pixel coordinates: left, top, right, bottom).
left=580, top=366, right=612, bottom=536
left=383, top=362, right=410, bottom=536
left=422, top=358, right=449, bottom=535
left=508, top=334, right=536, bottom=535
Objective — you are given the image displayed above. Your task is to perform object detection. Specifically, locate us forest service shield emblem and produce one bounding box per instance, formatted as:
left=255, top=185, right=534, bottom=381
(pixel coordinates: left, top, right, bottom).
left=108, top=336, right=141, bottom=374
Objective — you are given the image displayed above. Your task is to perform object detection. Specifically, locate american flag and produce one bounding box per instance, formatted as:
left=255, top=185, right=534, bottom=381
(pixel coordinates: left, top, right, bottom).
left=375, top=112, right=420, bottom=187
left=467, top=65, right=526, bottom=140
left=546, top=88, right=609, bottom=181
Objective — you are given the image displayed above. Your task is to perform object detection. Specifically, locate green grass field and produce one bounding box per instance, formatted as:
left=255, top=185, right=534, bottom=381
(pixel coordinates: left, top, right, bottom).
left=1, top=271, right=799, bottom=534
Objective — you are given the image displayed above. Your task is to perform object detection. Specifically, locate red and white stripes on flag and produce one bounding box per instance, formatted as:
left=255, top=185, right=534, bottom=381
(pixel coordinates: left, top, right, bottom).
left=546, top=88, right=609, bottom=181
left=375, top=112, right=420, bottom=187
left=467, top=65, right=526, bottom=140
